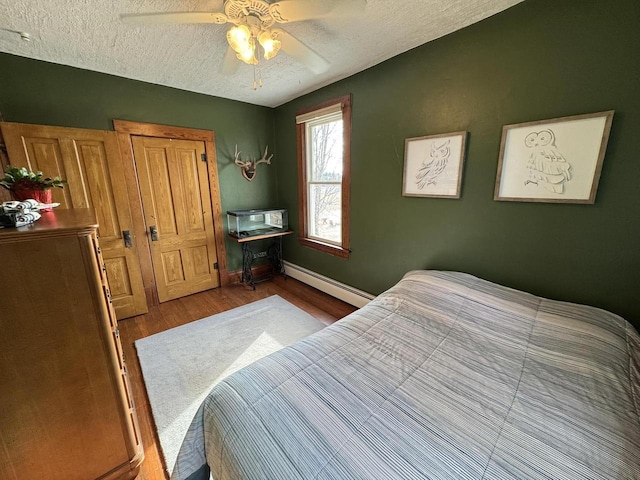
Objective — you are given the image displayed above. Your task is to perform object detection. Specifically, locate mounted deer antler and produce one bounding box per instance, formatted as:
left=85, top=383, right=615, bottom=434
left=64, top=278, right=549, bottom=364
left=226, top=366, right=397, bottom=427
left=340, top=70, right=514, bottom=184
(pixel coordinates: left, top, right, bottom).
left=234, top=145, right=273, bottom=182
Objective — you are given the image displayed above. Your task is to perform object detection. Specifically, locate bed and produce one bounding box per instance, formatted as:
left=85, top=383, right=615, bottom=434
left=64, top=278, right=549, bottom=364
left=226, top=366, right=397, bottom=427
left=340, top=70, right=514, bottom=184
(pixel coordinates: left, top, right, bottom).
left=172, top=270, right=640, bottom=479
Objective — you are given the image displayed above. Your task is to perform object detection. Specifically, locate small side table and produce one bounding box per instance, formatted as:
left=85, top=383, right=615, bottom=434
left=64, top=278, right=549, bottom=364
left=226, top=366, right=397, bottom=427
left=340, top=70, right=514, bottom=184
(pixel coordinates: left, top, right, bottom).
left=231, top=230, right=293, bottom=289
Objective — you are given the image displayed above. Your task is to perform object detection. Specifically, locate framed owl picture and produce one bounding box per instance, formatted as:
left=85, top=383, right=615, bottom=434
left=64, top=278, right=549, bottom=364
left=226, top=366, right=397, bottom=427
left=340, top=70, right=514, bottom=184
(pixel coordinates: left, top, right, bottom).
left=494, top=110, right=614, bottom=204
left=402, top=131, right=468, bottom=198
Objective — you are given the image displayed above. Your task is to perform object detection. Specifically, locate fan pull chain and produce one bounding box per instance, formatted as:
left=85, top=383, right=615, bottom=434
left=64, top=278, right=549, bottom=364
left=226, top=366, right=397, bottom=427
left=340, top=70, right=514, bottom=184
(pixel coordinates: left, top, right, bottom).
left=253, top=63, right=257, bottom=90
left=253, top=66, right=262, bottom=90
left=252, top=38, right=263, bottom=90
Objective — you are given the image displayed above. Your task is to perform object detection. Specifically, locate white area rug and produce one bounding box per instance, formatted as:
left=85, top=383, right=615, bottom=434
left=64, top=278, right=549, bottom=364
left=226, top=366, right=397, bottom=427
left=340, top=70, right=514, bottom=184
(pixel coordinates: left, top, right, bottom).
left=135, top=295, right=325, bottom=475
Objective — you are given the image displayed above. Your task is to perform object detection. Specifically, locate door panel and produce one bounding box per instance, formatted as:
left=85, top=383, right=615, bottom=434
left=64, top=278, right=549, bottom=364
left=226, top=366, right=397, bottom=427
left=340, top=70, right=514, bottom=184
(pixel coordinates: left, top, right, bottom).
left=132, top=136, right=219, bottom=302
left=177, top=147, right=206, bottom=233
left=105, top=257, right=133, bottom=298
left=77, top=141, right=119, bottom=235
left=19, top=137, right=76, bottom=208
left=0, top=122, right=148, bottom=319
left=147, top=147, right=179, bottom=236
left=162, top=250, right=185, bottom=284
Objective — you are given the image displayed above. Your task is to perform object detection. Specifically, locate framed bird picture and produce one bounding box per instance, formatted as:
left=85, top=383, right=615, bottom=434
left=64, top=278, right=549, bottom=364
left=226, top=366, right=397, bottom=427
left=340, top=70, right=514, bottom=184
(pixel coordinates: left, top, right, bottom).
left=494, top=110, right=614, bottom=204
left=402, top=131, right=468, bottom=198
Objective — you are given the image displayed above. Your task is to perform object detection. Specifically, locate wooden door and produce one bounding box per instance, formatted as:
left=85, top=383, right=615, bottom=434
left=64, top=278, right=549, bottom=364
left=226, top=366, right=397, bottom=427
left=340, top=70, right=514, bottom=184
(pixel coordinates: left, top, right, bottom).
left=131, top=136, right=220, bottom=302
left=0, top=122, right=148, bottom=319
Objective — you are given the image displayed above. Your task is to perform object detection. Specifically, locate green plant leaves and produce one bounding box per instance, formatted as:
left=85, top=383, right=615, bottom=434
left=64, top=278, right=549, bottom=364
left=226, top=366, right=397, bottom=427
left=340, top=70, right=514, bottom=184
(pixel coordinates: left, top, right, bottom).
left=0, top=165, right=67, bottom=190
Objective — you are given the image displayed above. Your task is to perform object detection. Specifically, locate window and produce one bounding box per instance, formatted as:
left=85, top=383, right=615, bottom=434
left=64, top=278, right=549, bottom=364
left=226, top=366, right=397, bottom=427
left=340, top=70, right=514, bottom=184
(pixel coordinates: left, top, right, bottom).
left=296, top=95, right=351, bottom=258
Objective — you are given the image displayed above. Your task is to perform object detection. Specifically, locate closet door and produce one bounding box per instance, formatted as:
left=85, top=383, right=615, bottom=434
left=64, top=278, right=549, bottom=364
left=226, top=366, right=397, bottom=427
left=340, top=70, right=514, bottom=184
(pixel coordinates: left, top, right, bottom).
left=131, top=135, right=220, bottom=302
left=0, top=122, right=148, bottom=319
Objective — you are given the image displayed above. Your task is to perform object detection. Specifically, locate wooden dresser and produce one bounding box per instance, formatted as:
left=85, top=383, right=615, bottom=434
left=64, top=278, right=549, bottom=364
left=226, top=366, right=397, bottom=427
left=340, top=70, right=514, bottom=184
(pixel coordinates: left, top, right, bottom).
left=0, top=209, right=143, bottom=479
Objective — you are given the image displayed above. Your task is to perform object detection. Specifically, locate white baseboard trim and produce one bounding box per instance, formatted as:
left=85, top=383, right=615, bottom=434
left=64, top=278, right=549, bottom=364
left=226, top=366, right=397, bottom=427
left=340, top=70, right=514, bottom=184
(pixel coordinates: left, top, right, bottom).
left=283, top=261, right=375, bottom=308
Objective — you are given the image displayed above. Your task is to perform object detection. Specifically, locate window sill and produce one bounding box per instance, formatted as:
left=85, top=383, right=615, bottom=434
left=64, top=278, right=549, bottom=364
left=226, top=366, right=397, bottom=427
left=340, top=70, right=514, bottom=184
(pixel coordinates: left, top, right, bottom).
left=298, top=237, right=350, bottom=259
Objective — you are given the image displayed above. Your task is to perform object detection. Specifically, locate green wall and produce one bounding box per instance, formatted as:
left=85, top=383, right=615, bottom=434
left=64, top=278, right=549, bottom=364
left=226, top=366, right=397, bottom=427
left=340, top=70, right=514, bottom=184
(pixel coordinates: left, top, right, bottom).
left=274, top=0, right=640, bottom=327
left=0, top=53, right=276, bottom=270
left=1, top=0, right=638, bottom=327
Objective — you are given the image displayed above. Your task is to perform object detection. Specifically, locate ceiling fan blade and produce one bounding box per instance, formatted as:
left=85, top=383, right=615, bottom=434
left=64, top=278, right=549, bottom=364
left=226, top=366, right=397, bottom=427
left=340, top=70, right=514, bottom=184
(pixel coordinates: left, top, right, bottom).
left=222, top=46, right=240, bottom=75
left=269, top=0, right=366, bottom=23
left=275, top=30, right=330, bottom=74
left=120, top=12, right=228, bottom=25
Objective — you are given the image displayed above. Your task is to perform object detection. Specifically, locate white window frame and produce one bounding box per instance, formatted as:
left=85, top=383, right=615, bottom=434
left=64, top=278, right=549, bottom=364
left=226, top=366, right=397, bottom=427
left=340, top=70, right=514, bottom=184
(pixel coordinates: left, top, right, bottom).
left=305, top=112, right=343, bottom=246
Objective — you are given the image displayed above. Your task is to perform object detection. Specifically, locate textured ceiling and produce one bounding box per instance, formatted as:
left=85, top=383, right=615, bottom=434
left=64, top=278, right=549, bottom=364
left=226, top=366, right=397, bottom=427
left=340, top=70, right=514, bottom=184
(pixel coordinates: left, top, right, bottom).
left=0, top=0, right=523, bottom=108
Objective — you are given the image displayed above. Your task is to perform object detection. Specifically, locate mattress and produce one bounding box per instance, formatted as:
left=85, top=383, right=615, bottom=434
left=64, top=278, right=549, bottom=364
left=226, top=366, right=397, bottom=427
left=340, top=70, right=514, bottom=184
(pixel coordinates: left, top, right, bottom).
left=172, top=270, right=640, bottom=479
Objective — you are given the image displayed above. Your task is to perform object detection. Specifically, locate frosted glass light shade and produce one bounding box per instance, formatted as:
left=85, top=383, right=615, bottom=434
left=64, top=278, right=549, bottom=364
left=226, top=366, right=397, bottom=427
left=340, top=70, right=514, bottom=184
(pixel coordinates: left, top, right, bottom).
left=227, top=25, right=250, bottom=52
left=227, top=25, right=257, bottom=65
left=237, top=42, right=257, bottom=64
left=258, top=30, right=281, bottom=60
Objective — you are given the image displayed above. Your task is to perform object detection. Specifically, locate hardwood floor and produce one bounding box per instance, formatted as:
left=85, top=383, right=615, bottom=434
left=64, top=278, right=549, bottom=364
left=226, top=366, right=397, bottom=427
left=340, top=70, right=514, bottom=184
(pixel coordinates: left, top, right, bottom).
left=118, top=276, right=357, bottom=480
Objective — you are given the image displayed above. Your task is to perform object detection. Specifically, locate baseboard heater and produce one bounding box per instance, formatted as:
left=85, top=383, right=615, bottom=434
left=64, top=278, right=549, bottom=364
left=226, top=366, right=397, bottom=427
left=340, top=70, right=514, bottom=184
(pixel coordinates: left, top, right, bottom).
left=283, top=261, right=375, bottom=308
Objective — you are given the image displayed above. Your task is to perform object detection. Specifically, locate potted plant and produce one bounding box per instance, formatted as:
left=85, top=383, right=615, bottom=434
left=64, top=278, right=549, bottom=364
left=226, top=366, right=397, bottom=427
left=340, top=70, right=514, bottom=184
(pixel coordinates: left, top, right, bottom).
left=0, top=165, right=66, bottom=208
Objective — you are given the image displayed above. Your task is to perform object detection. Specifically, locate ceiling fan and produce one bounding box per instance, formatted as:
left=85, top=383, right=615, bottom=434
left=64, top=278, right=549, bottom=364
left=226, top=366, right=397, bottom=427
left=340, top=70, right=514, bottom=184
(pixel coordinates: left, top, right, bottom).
left=121, top=0, right=365, bottom=78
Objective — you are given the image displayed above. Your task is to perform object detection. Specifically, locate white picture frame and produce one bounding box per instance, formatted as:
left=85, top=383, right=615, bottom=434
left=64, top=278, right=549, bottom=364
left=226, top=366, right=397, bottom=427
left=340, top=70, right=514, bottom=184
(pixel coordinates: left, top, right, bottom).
left=402, top=131, right=467, bottom=198
left=494, top=111, right=614, bottom=204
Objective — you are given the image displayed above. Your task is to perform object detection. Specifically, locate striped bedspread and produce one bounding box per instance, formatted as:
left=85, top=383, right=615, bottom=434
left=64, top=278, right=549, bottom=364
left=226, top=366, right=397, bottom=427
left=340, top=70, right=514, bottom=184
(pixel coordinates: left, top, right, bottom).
left=172, top=271, right=640, bottom=479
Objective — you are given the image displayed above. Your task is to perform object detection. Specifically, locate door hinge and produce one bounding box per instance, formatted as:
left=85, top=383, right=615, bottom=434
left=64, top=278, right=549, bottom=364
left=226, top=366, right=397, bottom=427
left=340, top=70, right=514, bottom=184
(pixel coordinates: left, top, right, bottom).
left=201, top=153, right=207, bottom=163
left=213, top=262, right=219, bottom=270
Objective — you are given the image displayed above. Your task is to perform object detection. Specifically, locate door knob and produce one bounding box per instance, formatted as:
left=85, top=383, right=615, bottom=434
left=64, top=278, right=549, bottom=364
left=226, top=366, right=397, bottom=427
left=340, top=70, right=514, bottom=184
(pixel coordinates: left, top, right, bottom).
left=149, top=225, right=158, bottom=241
left=123, top=230, right=133, bottom=248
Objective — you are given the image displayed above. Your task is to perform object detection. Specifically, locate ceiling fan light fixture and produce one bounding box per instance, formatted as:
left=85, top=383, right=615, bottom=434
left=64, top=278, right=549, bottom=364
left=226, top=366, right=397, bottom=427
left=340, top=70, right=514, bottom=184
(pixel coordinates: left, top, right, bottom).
left=121, top=0, right=350, bottom=78
left=258, top=30, right=281, bottom=60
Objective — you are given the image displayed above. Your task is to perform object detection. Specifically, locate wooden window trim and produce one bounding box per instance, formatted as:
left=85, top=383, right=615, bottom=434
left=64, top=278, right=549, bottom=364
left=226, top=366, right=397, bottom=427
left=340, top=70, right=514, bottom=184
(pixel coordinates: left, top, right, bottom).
left=296, top=95, right=351, bottom=259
